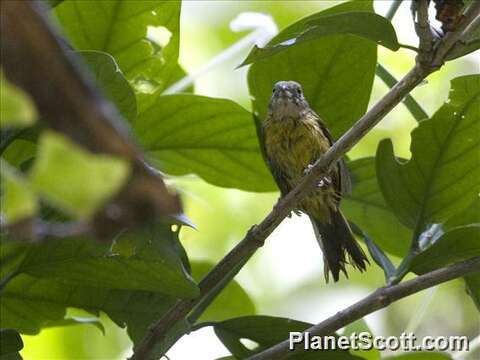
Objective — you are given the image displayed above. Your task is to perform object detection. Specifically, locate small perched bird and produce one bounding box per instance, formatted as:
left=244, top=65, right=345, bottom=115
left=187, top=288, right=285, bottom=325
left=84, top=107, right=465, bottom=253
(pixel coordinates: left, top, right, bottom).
left=261, top=80, right=368, bottom=282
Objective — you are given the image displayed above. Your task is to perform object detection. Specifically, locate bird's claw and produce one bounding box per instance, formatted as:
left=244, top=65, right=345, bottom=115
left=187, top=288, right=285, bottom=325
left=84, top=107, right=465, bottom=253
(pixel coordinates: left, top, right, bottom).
left=303, top=164, right=314, bottom=175
left=317, top=176, right=332, bottom=188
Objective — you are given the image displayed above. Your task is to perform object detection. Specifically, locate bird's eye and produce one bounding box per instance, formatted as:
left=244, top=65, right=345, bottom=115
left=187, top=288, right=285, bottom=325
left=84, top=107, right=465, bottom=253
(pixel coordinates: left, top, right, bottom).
left=272, top=88, right=276, bottom=93
left=297, top=88, right=302, bottom=95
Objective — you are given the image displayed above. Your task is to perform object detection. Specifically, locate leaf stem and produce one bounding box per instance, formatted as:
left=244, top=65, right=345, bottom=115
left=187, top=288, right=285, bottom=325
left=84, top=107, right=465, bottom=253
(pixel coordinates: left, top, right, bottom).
left=376, top=63, right=428, bottom=122
left=386, top=0, right=403, bottom=21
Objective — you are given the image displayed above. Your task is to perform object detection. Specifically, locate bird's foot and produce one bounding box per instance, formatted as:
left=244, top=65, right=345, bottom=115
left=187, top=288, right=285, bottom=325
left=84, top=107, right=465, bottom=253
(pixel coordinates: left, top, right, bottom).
left=317, top=176, right=332, bottom=188
left=303, top=163, right=314, bottom=175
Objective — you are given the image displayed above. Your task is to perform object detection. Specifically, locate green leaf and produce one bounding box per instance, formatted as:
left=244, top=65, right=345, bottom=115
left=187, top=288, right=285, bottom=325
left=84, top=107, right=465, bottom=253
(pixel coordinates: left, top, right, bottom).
left=465, top=273, right=480, bottom=311
left=342, top=157, right=411, bottom=257
left=16, top=224, right=198, bottom=297
left=214, top=316, right=362, bottom=359
left=54, top=0, right=183, bottom=90
left=248, top=0, right=377, bottom=139
left=134, top=93, right=276, bottom=192
left=78, top=51, right=137, bottom=122
left=445, top=198, right=479, bottom=229
left=376, top=75, right=480, bottom=233
left=385, top=352, right=452, bottom=360
left=0, top=329, right=23, bottom=359
left=29, top=131, right=130, bottom=219
left=242, top=11, right=398, bottom=66
left=0, top=273, right=176, bottom=338
left=0, top=160, right=38, bottom=224
left=351, top=223, right=395, bottom=281
left=190, top=261, right=255, bottom=323
left=0, top=71, right=37, bottom=128
left=410, top=225, right=480, bottom=274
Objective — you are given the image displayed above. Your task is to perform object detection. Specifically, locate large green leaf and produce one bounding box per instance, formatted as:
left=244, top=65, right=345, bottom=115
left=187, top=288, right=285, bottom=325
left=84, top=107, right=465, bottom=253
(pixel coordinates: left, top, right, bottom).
left=29, top=131, right=130, bottom=219
left=54, top=0, right=182, bottom=90
left=0, top=273, right=176, bottom=339
left=0, top=329, right=23, bottom=359
left=0, top=71, right=37, bottom=128
left=410, top=225, right=480, bottom=274
left=376, top=75, right=480, bottom=233
left=242, top=11, right=398, bottom=66
left=15, top=224, right=198, bottom=297
left=465, top=273, right=480, bottom=311
left=248, top=0, right=377, bottom=139
left=214, top=316, right=362, bottom=359
left=78, top=51, right=137, bottom=122
left=134, top=94, right=276, bottom=192
left=342, top=157, right=411, bottom=257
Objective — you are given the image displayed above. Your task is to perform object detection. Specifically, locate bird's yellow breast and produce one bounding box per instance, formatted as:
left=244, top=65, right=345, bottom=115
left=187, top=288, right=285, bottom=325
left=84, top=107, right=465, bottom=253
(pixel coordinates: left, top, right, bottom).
left=263, top=115, right=330, bottom=183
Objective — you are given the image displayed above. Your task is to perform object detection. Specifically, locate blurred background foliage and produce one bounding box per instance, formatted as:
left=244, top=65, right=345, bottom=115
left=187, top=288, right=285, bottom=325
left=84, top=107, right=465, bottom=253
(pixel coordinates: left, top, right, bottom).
left=0, top=0, right=478, bottom=359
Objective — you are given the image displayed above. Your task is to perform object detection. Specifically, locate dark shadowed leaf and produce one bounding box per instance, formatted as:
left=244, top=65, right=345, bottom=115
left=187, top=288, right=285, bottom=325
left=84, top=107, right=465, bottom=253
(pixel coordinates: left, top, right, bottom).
left=242, top=11, right=398, bottom=66
left=134, top=93, right=276, bottom=192
left=342, top=157, right=411, bottom=257
left=376, top=75, right=480, bottom=233
left=54, top=0, right=183, bottom=91
left=248, top=0, right=377, bottom=139
left=465, top=273, right=480, bottom=311
left=0, top=329, right=23, bottom=359
left=214, top=316, right=362, bottom=359
left=78, top=51, right=137, bottom=122
left=16, top=223, right=198, bottom=297
left=410, top=224, right=480, bottom=274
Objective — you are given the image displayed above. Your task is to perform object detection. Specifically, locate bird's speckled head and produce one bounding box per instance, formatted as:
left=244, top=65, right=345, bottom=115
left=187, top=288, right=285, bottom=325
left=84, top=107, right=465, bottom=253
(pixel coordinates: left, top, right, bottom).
left=268, top=80, right=309, bottom=120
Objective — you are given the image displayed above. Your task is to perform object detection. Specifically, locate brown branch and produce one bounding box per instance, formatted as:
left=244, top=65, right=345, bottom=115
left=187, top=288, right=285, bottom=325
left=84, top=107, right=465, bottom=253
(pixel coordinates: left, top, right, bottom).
left=248, top=257, right=480, bottom=359
left=0, top=0, right=181, bottom=239
left=130, top=1, right=480, bottom=358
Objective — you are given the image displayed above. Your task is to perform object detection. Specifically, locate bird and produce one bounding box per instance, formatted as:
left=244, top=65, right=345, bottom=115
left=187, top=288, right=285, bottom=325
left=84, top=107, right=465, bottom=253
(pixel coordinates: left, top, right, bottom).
left=261, top=80, right=368, bottom=282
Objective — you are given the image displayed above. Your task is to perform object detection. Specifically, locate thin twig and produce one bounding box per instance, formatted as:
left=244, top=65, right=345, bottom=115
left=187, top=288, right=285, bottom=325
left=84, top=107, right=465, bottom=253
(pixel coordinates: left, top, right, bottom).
left=130, top=1, right=480, bottom=358
left=414, top=0, right=436, bottom=66
left=248, top=257, right=480, bottom=359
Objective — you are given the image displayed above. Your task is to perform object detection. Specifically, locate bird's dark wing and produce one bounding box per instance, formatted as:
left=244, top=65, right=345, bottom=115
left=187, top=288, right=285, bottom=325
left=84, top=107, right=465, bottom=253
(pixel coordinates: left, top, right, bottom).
left=309, top=110, right=352, bottom=195
left=258, top=119, right=291, bottom=196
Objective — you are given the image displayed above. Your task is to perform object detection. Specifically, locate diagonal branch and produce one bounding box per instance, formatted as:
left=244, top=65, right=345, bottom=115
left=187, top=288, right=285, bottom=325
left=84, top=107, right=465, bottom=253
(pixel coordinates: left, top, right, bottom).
left=0, top=0, right=181, bottom=239
left=248, top=257, right=480, bottom=359
left=130, top=1, right=480, bottom=358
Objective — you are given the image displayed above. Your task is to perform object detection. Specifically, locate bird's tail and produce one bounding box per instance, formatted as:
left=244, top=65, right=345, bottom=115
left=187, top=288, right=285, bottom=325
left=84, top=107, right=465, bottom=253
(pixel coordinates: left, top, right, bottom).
left=310, top=210, right=368, bottom=282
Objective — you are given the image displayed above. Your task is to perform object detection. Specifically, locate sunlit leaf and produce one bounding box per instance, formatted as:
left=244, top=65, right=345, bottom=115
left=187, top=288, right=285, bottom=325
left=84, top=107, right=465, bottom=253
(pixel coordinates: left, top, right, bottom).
left=242, top=11, right=398, bottom=66
left=0, top=71, right=37, bottom=128
left=29, top=131, right=130, bottom=219
left=0, top=160, right=37, bottom=224
left=135, top=94, right=276, bottom=192
left=248, top=0, right=377, bottom=139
